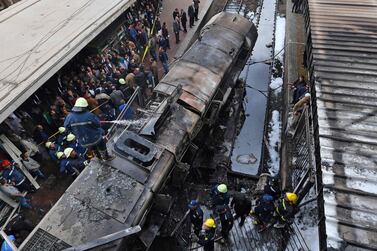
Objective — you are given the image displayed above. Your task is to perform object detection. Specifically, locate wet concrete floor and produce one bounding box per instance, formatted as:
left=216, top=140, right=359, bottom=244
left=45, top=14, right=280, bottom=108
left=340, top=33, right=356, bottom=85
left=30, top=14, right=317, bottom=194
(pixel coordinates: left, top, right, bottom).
left=231, top=0, right=277, bottom=175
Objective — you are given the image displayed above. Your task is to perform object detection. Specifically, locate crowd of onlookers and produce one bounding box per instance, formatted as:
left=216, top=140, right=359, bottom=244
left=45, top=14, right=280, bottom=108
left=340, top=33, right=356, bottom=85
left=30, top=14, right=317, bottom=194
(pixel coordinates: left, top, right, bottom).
left=0, top=0, right=182, bottom=247
left=0, top=0, right=207, bottom=248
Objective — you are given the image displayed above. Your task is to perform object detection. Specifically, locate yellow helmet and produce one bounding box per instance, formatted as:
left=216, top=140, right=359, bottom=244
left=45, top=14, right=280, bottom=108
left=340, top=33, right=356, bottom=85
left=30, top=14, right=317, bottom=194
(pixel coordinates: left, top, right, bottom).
left=286, top=192, right=298, bottom=204
left=204, top=218, right=216, bottom=228
left=66, top=133, right=76, bottom=142
left=58, top=127, right=66, bottom=134
left=217, top=184, right=227, bottom=193
left=56, top=152, right=64, bottom=160
left=45, top=141, right=53, bottom=148
left=74, top=97, right=88, bottom=108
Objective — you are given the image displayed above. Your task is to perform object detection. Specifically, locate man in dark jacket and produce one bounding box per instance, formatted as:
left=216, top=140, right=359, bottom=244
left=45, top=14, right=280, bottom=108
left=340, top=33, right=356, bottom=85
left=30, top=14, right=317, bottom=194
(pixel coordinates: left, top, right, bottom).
left=159, top=47, right=169, bottom=74
left=264, top=177, right=281, bottom=200
left=231, top=193, right=251, bottom=226
left=188, top=200, right=204, bottom=236
left=161, top=22, right=170, bottom=49
left=63, top=147, right=87, bottom=176
left=194, top=0, right=200, bottom=21
left=274, top=192, right=298, bottom=228
left=173, top=17, right=180, bottom=44
left=180, top=9, right=187, bottom=32
left=64, top=97, right=114, bottom=161
left=188, top=3, right=195, bottom=28
left=1, top=160, right=34, bottom=193
left=198, top=218, right=216, bottom=251
left=252, top=194, right=275, bottom=229
left=216, top=205, right=234, bottom=241
left=210, top=183, right=230, bottom=208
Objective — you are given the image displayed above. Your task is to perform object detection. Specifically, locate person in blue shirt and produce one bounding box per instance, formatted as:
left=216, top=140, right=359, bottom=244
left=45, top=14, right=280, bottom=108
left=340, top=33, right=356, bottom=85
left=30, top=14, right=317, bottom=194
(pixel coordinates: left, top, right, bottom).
left=210, top=184, right=230, bottom=208
left=66, top=134, right=87, bottom=159
left=55, top=127, right=68, bottom=147
left=64, top=98, right=114, bottom=161
left=188, top=200, right=204, bottom=236
left=0, top=160, right=34, bottom=193
left=45, top=141, right=59, bottom=163
left=1, top=234, right=16, bottom=251
left=251, top=194, right=275, bottom=229
left=63, top=148, right=88, bottom=176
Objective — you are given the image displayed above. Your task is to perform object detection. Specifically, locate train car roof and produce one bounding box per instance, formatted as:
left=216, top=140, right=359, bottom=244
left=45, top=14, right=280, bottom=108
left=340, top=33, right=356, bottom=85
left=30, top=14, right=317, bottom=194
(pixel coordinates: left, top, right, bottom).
left=307, top=0, right=377, bottom=249
left=155, top=12, right=257, bottom=114
left=0, top=0, right=136, bottom=124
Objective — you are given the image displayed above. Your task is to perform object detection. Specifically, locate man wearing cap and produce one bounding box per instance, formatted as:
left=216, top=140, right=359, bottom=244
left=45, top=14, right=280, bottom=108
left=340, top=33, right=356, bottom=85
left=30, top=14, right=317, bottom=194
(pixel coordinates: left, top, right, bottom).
left=66, top=134, right=87, bottom=159
left=56, top=152, right=69, bottom=175
left=274, top=192, right=299, bottom=228
left=118, top=78, right=134, bottom=101
left=1, top=160, right=34, bottom=193
left=210, top=183, right=230, bottom=208
left=63, top=148, right=87, bottom=176
left=56, top=127, right=68, bottom=147
left=45, top=142, right=58, bottom=163
left=188, top=200, right=204, bottom=236
left=198, top=218, right=216, bottom=251
left=64, top=97, right=114, bottom=161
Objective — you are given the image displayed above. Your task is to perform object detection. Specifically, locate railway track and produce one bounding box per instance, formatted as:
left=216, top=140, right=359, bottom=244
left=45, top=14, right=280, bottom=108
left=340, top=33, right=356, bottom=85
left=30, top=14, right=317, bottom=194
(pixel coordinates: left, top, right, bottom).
left=223, top=0, right=244, bottom=13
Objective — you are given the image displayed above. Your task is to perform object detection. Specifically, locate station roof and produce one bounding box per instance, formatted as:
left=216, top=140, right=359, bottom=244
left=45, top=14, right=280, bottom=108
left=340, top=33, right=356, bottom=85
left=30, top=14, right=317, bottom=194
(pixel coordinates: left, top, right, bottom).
left=308, top=0, right=377, bottom=249
left=0, top=0, right=135, bottom=123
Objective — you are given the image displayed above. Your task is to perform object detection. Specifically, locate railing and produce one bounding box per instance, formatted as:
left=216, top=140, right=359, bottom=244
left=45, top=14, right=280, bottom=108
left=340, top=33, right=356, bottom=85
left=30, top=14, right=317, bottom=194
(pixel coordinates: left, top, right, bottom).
left=170, top=210, right=192, bottom=250
left=291, top=108, right=314, bottom=192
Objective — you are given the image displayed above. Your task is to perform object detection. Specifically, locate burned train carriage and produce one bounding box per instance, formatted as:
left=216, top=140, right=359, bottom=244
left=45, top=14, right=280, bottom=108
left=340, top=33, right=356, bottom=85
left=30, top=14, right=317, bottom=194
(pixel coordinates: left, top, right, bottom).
left=21, top=12, right=257, bottom=251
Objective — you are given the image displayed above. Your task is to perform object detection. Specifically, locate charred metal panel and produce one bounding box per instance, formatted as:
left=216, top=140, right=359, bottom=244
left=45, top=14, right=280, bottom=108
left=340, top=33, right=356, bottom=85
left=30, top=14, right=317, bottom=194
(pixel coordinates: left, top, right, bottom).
left=161, top=61, right=221, bottom=114
left=156, top=104, right=200, bottom=157
left=155, top=12, right=257, bottom=115
left=182, top=43, right=234, bottom=75
left=114, top=130, right=162, bottom=170
left=72, top=164, right=144, bottom=223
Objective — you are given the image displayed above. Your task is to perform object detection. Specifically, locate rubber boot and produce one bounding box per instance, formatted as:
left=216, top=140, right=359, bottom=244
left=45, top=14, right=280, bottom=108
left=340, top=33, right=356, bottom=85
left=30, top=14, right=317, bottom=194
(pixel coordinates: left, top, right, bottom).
left=99, top=149, right=115, bottom=161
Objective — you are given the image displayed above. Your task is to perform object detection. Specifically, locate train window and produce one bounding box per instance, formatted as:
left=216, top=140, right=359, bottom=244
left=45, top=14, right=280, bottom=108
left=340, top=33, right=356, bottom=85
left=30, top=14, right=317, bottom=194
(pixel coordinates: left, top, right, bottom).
left=124, top=138, right=150, bottom=155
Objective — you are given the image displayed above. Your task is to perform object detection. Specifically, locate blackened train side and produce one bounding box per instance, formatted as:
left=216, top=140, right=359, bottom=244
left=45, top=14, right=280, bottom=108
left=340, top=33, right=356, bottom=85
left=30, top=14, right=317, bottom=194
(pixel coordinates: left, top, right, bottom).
left=20, top=12, right=257, bottom=251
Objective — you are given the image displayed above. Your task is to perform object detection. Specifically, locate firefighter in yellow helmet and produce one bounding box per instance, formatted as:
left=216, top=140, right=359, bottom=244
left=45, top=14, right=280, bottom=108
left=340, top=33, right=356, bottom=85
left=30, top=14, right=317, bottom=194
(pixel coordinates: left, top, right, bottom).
left=274, top=192, right=298, bottom=228
left=198, top=218, right=216, bottom=251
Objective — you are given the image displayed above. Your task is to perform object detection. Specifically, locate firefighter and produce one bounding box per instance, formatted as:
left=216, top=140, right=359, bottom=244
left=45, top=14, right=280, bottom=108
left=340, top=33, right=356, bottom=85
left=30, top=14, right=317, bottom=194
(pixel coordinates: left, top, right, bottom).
left=216, top=205, right=234, bottom=242
left=264, top=177, right=281, bottom=200
left=66, top=133, right=87, bottom=159
left=251, top=194, right=275, bottom=231
left=45, top=141, right=58, bottom=163
left=274, top=192, right=298, bottom=228
left=64, top=97, right=114, bottom=161
left=211, top=183, right=230, bottom=208
left=188, top=200, right=204, bottom=236
left=230, top=193, right=251, bottom=226
left=56, top=151, right=69, bottom=175
left=63, top=148, right=88, bottom=176
left=198, top=218, right=216, bottom=251
left=56, top=127, right=68, bottom=147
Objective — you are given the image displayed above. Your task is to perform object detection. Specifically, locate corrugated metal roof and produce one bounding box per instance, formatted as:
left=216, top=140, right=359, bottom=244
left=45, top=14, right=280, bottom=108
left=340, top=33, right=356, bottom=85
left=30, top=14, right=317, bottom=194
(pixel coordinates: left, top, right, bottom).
left=0, top=0, right=135, bottom=124
left=308, top=0, right=377, bottom=250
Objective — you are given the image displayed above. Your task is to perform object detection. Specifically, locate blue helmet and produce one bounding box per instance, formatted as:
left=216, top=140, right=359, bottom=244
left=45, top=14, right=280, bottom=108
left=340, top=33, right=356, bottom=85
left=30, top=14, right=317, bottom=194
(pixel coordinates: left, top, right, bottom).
left=188, top=200, right=199, bottom=209
left=261, top=194, right=274, bottom=202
